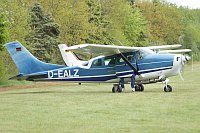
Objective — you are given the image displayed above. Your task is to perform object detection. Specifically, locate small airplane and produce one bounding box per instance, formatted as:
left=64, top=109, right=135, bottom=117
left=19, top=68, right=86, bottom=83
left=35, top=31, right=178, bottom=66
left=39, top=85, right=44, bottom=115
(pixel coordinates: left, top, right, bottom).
left=4, top=41, right=191, bottom=92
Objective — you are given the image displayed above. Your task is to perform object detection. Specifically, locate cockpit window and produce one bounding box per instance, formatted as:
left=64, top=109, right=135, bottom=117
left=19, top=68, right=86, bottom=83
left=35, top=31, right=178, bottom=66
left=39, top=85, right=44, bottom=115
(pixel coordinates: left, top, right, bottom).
left=127, top=55, right=133, bottom=61
left=136, top=51, right=143, bottom=60
left=115, top=53, right=134, bottom=63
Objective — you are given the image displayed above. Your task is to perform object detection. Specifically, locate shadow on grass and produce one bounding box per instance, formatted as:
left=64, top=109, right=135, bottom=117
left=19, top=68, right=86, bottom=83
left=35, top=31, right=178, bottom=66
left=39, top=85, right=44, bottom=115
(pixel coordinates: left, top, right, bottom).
left=4, top=89, right=166, bottom=95
left=4, top=90, right=114, bottom=95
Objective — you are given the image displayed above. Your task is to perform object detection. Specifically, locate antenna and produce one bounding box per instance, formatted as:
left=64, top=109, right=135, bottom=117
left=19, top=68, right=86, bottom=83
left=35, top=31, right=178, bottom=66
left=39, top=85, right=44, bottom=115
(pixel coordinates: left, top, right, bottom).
left=117, top=40, right=123, bottom=46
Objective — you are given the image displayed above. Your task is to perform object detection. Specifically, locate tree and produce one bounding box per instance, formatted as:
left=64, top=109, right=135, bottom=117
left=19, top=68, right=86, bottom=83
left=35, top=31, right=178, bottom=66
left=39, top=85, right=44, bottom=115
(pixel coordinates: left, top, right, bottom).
left=63, top=0, right=91, bottom=46
left=25, top=3, right=62, bottom=63
left=137, top=0, right=183, bottom=45
left=123, top=4, right=148, bottom=46
left=0, top=13, right=8, bottom=81
left=180, top=8, right=200, bottom=60
left=103, top=0, right=148, bottom=46
left=0, top=14, right=8, bottom=50
left=86, top=0, right=113, bottom=44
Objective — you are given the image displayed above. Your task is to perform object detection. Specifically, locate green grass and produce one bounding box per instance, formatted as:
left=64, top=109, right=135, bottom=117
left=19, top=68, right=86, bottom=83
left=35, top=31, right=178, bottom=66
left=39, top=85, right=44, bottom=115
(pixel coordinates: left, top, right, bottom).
left=0, top=63, right=200, bottom=133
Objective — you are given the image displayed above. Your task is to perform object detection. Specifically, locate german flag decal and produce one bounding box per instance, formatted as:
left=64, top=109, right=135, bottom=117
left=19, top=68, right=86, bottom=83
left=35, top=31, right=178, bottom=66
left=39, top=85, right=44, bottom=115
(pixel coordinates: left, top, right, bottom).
left=16, top=47, right=22, bottom=51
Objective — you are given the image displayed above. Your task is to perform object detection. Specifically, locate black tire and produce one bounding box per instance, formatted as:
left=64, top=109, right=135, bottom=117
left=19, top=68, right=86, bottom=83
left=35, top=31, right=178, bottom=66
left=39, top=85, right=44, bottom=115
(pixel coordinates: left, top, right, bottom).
left=135, top=85, right=139, bottom=91
left=112, top=87, right=116, bottom=93
left=164, top=85, right=172, bottom=92
left=117, top=86, right=122, bottom=93
left=138, top=84, right=144, bottom=91
left=135, top=84, right=144, bottom=91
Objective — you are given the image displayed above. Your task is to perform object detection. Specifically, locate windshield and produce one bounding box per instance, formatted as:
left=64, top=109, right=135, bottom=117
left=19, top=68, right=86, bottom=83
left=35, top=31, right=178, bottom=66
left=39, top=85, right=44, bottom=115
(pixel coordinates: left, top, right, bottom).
left=140, top=48, right=155, bottom=56
left=137, top=48, right=155, bottom=60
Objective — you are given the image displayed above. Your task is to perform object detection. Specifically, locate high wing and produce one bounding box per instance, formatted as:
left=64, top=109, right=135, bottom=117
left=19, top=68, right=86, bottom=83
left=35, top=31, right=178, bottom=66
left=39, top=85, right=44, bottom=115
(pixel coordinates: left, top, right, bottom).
left=65, top=44, right=140, bottom=57
left=66, top=44, right=183, bottom=56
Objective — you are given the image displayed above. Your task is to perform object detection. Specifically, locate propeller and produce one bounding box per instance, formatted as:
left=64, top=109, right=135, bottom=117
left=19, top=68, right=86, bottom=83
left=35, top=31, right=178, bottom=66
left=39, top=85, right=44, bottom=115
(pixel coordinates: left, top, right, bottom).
left=178, top=71, right=184, bottom=81
left=178, top=55, right=191, bottom=81
left=181, top=55, right=191, bottom=65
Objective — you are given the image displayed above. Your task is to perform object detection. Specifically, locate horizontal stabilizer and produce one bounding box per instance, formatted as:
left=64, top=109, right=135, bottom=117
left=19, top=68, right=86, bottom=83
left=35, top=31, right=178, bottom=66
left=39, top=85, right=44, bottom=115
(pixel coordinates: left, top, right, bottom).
left=148, top=44, right=182, bottom=50
left=9, top=74, right=25, bottom=80
left=159, top=49, right=192, bottom=54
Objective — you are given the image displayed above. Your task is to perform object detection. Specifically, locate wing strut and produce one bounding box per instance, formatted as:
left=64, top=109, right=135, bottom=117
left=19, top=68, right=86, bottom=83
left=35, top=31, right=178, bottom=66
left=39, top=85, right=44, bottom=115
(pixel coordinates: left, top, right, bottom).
left=119, top=53, right=140, bottom=75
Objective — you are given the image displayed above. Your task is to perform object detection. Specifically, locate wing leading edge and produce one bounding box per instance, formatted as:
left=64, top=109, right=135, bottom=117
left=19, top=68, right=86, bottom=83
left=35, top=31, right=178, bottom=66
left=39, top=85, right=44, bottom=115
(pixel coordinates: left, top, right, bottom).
left=158, top=49, right=192, bottom=54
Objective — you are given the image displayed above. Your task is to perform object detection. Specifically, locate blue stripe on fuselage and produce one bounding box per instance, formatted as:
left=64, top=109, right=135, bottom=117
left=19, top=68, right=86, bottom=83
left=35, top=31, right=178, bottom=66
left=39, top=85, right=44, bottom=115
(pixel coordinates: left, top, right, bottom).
left=42, top=66, right=172, bottom=82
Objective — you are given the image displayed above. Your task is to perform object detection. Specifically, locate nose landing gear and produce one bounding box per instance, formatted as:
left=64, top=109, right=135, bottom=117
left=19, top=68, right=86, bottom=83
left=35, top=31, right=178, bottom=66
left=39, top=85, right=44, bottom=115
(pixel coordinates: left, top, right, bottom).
left=164, top=85, right=172, bottom=92
left=163, top=78, right=172, bottom=92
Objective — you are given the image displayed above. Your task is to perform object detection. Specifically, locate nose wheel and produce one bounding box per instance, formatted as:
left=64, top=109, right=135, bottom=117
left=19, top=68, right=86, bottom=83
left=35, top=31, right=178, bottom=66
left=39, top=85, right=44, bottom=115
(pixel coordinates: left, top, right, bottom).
left=164, top=85, right=172, bottom=92
left=163, top=78, right=172, bottom=92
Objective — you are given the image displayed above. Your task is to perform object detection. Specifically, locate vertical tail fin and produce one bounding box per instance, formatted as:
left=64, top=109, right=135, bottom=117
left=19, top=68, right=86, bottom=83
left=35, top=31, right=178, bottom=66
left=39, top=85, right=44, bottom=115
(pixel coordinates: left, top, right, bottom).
left=58, top=44, right=86, bottom=66
left=4, top=41, right=64, bottom=75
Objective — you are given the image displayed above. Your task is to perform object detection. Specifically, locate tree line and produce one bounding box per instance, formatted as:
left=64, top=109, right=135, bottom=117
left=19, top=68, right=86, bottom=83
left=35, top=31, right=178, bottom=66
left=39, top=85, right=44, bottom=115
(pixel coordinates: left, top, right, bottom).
left=0, top=0, right=200, bottom=81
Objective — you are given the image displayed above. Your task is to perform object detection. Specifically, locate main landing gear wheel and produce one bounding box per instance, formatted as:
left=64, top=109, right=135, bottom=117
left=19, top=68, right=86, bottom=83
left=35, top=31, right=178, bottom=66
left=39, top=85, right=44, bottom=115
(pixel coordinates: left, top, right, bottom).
left=112, top=84, right=123, bottom=93
left=112, top=86, right=117, bottom=93
left=135, top=84, right=144, bottom=92
left=117, top=86, right=123, bottom=92
left=164, top=85, right=172, bottom=92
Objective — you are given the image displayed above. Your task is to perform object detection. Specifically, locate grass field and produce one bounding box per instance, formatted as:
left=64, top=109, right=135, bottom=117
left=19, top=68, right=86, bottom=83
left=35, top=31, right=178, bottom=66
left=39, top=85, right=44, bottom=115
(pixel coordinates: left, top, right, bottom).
left=0, top=63, right=200, bottom=133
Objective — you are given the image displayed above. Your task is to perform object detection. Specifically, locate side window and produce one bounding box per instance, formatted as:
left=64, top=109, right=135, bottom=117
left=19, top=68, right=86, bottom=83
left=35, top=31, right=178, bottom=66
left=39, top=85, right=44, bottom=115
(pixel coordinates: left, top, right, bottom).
left=105, top=58, right=111, bottom=66
left=104, top=57, right=115, bottom=66
left=92, top=59, right=102, bottom=67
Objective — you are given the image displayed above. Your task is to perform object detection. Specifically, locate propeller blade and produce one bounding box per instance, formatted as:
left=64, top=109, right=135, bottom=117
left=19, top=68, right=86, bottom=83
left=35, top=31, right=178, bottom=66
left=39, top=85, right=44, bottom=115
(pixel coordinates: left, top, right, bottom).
left=178, top=54, right=191, bottom=81
left=179, top=71, right=184, bottom=81
left=136, top=59, right=139, bottom=71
